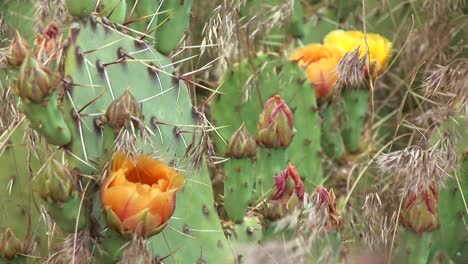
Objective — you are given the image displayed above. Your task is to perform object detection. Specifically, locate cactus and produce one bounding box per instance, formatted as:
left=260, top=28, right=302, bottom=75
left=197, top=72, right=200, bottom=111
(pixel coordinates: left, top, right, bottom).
left=0, top=120, right=50, bottom=258
left=154, top=0, right=193, bottom=55
left=319, top=102, right=346, bottom=161
left=1, top=1, right=232, bottom=262
left=1, top=0, right=467, bottom=263
left=430, top=117, right=468, bottom=262
left=340, top=89, right=369, bottom=153
left=223, top=123, right=257, bottom=222
left=60, top=14, right=231, bottom=263
left=211, top=53, right=323, bottom=189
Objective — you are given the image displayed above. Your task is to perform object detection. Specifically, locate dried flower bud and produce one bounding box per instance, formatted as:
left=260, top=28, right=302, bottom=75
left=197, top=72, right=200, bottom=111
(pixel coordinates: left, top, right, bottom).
left=225, top=123, right=257, bottom=158
left=312, top=186, right=343, bottom=232
left=7, top=31, right=30, bottom=67
left=264, top=163, right=304, bottom=220
left=37, top=160, right=75, bottom=203
left=256, top=95, right=295, bottom=148
left=16, top=55, right=54, bottom=103
left=401, top=183, right=440, bottom=236
left=0, top=228, right=23, bottom=260
left=272, top=163, right=304, bottom=201
left=105, top=90, right=141, bottom=132
left=34, top=22, right=61, bottom=61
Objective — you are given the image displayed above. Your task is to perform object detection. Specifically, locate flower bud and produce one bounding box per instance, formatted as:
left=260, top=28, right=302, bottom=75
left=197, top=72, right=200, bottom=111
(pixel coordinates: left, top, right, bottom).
left=101, top=152, right=185, bottom=237
left=312, top=186, right=343, bottom=232
left=7, top=31, right=30, bottom=67
left=263, top=163, right=304, bottom=220
left=105, top=90, right=141, bottom=132
left=256, top=95, right=295, bottom=148
left=401, top=183, right=440, bottom=235
left=271, top=163, right=304, bottom=201
left=37, top=160, right=75, bottom=203
left=0, top=228, right=23, bottom=260
left=16, top=55, right=54, bottom=103
left=225, top=123, right=257, bottom=158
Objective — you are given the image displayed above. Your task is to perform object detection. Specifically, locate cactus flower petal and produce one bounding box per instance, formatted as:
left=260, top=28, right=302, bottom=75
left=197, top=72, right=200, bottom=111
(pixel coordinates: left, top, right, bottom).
left=324, top=30, right=392, bottom=76
left=101, top=153, right=185, bottom=237
left=290, top=44, right=343, bottom=99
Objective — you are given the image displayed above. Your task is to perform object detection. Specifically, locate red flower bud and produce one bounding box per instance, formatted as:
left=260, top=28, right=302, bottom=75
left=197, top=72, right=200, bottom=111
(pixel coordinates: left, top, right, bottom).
left=256, top=95, right=295, bottom=148
left=401, top=183, right=440, bottom=236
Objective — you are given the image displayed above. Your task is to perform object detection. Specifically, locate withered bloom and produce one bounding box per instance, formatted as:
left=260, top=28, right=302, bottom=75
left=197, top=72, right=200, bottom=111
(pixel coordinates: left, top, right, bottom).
left=101, top=153, right=185, bottom=237
left=7, top=31, right=30, bottom=67
left=272, top=163, right=305, bottom=201
left=263, top=163, right=304, bottom=220
left=0, top=228, right=23, bottom=260
left=311, top=186, right=343, bottom=232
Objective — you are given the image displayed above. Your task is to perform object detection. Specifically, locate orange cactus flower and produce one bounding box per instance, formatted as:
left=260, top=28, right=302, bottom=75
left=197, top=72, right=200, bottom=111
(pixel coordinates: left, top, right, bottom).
left=290, top=44, right=343, bottom=99
left=324, top=30, right=392, bottom=76
left=101, top=153, right=185, bottom=237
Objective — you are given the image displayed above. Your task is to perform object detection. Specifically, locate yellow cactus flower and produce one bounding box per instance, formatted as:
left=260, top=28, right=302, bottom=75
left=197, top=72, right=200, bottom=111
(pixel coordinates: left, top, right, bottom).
left=101, top=153, right=185, bottom=237
left=324, top=30, right=392, bottom=76
left=290, top=44, right=344, bottom=99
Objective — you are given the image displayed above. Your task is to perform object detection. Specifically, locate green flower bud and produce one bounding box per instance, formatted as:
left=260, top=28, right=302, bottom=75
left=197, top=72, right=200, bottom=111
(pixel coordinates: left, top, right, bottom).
left=7, top=31, right=30, bottom=67
left=105, top=89, right=141, bottom=132
left=256, top=95, right=295, bottom=148
left=16, top=55, right=54, bottom=103
left=401, top=183, right=440, bottom=235
left=225, top=123, right=257, bottom=158
left=37, top=160, right=75, bottom=203
left=0, top=228, right=23, bottom=260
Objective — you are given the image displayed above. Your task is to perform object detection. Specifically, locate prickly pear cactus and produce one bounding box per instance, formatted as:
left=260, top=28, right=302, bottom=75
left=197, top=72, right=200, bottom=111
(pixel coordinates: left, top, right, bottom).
left=211, top=53, right=323, bottom=189
left=1, top=0, right=467, bottom=263
left=59, top=15, right=232, bottom=262
left=1, top=0, right=233, bottom=262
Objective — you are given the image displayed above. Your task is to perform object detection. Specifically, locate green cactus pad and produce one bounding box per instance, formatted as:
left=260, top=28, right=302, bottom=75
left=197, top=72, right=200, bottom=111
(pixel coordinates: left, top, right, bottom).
left=224, top=157, right=256, bottom=223
left=396, top=229, right=433, bottom=264
left=0, top=120, right=49, bottom=255
left=320, top=103, right=345, bottom=161
left=21, top=91, right=72, bottom=146
left=99, top=0, right=127, bottom=24
left=62, top=16, right=233, bottom=262
left=63, top=16, right=193, bottom=173
left=65, top=0, right=98, bottom=17
left=430, top=116, right=468, bottom=262
left=154, top=0, right=193, bottom=54
left=148, top=162, right=235, bottom=263
left=341, top=89, right=369, bottom=153
left=211, top=53, right=323, bottom=188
